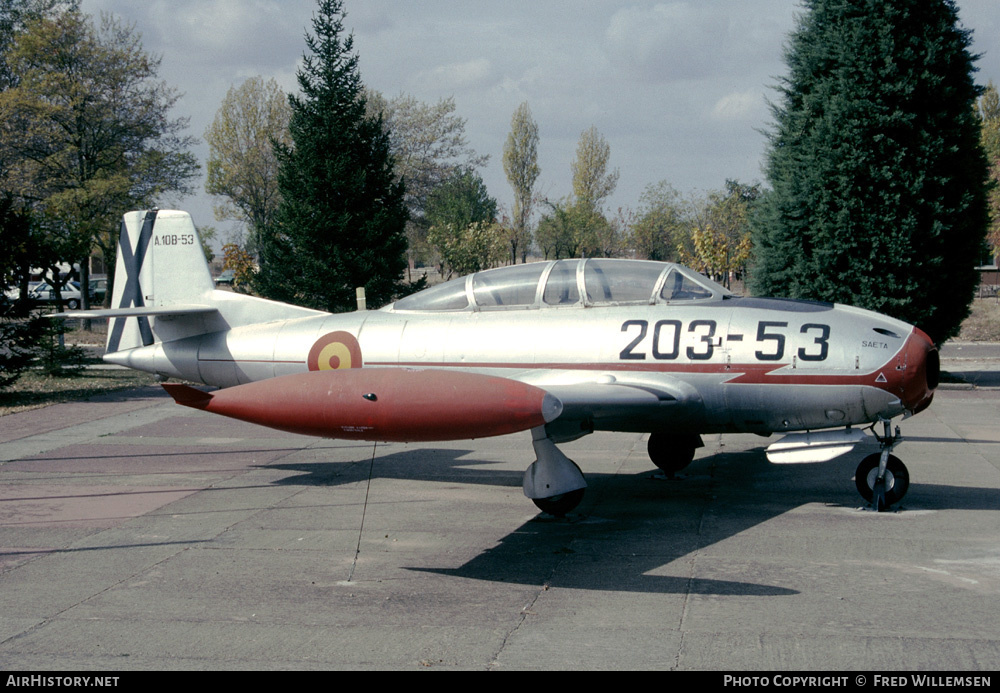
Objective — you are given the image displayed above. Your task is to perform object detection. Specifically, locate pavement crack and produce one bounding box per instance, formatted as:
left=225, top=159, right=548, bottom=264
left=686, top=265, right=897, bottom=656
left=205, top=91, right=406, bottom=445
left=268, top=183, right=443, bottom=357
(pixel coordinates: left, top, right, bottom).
left=488, top=579, right=553, bottom=670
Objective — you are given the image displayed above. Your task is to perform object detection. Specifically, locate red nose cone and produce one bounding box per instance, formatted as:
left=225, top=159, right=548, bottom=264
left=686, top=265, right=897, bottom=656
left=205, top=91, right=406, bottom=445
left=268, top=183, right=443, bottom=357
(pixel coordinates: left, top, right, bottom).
left=898, top=328, right=938, bottom=415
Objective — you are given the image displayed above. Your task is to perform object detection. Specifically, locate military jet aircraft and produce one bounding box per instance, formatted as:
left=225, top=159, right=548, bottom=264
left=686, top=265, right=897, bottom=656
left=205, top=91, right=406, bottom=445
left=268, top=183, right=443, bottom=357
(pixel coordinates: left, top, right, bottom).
left=60, top=210, right=939, bottom=515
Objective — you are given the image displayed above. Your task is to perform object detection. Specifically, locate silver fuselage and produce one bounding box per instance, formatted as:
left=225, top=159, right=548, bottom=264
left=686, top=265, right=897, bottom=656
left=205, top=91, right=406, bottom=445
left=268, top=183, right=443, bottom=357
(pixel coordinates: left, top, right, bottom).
left=109, top=293, right=924, bottom=437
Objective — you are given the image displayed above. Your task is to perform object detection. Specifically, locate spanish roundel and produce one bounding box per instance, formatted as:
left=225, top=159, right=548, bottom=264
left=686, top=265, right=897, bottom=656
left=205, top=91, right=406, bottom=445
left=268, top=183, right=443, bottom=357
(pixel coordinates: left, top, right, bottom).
left=307, top=331, right=363, bottom=371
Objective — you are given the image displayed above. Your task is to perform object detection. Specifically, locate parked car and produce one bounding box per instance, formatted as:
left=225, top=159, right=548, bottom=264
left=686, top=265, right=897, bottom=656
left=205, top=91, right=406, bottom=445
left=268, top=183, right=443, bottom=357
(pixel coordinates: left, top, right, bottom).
left=89, top=278, right=108, bottom=304
left=215, top=269, right=235, bottom=285
left=4, top=281, right=41, bottom=302
left=30, top=280, right=85, bottom=309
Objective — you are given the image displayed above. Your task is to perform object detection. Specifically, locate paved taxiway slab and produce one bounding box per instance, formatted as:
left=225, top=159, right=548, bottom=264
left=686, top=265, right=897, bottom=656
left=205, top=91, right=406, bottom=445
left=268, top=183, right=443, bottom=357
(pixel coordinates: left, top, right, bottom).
left=0, top=383, right=998, bottom=670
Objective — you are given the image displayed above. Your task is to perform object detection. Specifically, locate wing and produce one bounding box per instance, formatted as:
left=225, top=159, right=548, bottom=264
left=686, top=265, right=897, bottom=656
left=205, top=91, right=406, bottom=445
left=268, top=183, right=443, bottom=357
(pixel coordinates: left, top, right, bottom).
left=520, top=371, right=705, bottom=442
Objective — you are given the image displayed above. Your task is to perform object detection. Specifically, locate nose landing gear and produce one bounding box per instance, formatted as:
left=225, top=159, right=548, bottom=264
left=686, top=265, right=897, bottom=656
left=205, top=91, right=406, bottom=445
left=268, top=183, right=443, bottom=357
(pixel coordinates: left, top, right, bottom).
left=855, top=419, right=909, bottom=511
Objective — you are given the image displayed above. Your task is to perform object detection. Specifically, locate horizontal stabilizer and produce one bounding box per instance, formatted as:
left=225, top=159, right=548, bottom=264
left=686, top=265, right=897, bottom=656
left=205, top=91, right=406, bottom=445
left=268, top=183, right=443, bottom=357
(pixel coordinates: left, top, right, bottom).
left=766, top=428, right=866, bottom=464
left=51, top=305, right=218, bottom=319
left=161, top=383, right=214, bottom=407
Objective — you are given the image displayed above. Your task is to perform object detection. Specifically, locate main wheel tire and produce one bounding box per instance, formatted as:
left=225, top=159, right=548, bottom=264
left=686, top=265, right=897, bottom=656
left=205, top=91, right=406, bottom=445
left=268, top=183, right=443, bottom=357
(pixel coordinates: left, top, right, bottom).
left=855, top=453, right=909, bottom=506
left=648, top=432, right=698, bottom=474
left=532, top=488, right=585, bottom=517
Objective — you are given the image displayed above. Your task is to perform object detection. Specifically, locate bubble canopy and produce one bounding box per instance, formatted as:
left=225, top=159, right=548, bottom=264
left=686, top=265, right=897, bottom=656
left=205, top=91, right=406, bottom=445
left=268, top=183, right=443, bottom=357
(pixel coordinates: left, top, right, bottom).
left=390, top=259, right=731, bottom=312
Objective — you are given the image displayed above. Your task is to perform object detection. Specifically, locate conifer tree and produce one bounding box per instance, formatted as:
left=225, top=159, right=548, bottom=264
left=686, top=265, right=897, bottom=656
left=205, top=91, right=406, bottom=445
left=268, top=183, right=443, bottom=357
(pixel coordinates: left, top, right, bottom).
left=750, top=0, right=989, bottom=344
left=256, top=0, right=408, bottom=312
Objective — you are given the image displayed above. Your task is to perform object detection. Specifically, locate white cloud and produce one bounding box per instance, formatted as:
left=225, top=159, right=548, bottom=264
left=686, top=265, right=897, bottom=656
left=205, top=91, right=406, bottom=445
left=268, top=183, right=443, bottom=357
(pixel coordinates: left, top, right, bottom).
left=605, top=3, right=727, bottom=83
left=74, top=0, right=1000, bottom=227
left=711, top=90, right=764, bottom=122
left=415, top=58, right=494, bottom=92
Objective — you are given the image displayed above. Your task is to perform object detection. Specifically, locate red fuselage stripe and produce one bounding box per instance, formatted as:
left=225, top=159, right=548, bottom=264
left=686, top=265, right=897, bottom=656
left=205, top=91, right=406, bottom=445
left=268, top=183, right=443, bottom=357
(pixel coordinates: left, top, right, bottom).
left=192, top=358, right=896, bottom=389
left=364, top=360, right=894, bottom=387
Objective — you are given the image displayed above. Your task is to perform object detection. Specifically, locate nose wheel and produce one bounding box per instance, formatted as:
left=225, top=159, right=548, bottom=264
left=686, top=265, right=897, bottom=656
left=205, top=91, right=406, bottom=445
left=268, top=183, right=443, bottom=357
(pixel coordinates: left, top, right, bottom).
left=855, top=453, right=909, bottom=510
left=856, top=419, right=910, bottom=511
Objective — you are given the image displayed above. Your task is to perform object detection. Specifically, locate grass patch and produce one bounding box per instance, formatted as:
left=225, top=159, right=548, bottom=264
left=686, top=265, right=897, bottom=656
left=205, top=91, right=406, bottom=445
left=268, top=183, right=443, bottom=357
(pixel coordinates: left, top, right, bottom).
left=0, top=319, right=158, bottom=416
left=0, top=367, right=159, bottom=417
left=957, top=296, right=1000, bottom=341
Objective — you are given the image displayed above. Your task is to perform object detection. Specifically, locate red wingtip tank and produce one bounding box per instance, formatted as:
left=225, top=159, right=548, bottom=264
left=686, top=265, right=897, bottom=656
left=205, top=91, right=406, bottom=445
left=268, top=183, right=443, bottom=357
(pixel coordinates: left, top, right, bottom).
left=162, top=368, right=563, bottom=442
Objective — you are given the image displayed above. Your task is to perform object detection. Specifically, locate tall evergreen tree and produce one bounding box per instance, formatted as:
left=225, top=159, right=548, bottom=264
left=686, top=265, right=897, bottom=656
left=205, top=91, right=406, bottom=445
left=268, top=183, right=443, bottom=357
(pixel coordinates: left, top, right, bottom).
left=257, top=0, right=408, bottom=312
left=750, top=0, right=989, bottom=344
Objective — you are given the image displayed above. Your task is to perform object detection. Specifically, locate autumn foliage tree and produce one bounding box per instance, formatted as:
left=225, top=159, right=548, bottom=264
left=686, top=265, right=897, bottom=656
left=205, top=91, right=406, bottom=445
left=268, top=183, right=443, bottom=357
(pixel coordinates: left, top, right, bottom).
left=678, top=182, right=758, bottom=288
left=424, top=168, right=500, bottom=277
left=502, top=102, right=540, bottom=264
left=366, top=91, right=487, bottom=272
left=221, top=242, right=255, bottom=294
left=978, top=82, right=1000, bottom=260
left=367, top=92, right=487, bottom=220
left=205, top=76, right=290, bottom=257
left=631, top=182, right=687, bottom=262
left=0, top=7, right=198, bottom=307
left=571, top=126, right=619, bottom=215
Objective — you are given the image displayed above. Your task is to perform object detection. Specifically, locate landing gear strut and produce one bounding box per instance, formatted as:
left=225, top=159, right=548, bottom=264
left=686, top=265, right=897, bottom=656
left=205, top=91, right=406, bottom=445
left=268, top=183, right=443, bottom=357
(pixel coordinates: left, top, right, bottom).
left=523, top=427, right=587, bottom=516
left=647, top=432, right=703, bottom=477
left=855, top=419, right=909, bottom=511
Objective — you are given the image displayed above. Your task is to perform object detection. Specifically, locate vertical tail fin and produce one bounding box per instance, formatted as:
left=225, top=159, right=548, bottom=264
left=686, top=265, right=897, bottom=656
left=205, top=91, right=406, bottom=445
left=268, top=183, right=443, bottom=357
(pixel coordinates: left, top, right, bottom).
left=106, top=209, right=215, bottom=353
left=101, top=208, right=325, bottom=362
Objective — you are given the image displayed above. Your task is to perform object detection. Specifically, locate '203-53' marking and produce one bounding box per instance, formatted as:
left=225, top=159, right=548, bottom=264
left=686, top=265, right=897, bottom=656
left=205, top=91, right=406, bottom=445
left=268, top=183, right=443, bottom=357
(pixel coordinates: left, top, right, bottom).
left=619, top=320, right=830, bottom=362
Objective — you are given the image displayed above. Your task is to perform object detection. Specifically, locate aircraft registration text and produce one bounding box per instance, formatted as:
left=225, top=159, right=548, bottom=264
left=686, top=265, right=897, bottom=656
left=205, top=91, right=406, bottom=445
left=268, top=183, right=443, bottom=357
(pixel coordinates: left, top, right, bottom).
left=620, top=319, right=831, bottom=362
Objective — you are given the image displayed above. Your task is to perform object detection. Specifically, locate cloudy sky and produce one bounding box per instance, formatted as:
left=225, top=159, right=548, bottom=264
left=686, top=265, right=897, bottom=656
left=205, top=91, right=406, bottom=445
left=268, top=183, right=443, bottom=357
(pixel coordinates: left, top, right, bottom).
left=79, top=0, right=1000, bottom=243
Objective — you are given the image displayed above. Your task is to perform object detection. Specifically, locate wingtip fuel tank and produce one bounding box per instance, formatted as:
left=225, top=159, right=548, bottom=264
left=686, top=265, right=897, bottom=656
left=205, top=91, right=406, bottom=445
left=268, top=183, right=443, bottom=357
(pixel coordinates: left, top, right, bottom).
left=163, top=368, right=563, bottom=443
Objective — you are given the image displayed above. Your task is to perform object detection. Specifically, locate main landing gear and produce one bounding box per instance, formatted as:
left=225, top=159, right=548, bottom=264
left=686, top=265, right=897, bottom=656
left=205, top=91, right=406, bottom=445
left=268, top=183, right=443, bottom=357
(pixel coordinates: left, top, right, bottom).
left=647, top=432, right=703, bottom=477
left=522, top=423, right=911, bottom=515
left=522, top=430, right=707, bottom=516
left=855, top=419, right=910, bottom=512
left=523, top=427, right=587, bottom=516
